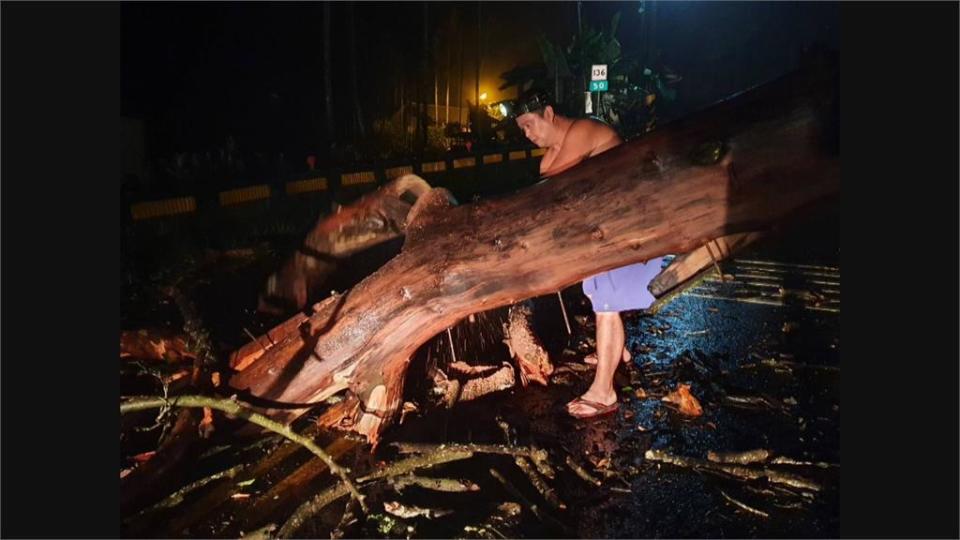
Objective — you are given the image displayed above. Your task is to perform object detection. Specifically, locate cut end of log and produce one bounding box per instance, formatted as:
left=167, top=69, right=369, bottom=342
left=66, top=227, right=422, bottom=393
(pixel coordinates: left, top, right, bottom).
left=504, top=302, right=554, bottom=386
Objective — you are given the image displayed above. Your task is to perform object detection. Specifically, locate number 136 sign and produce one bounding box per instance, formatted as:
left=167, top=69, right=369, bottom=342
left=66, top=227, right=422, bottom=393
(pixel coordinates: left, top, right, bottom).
left=591, top=64, right=607, bottom=81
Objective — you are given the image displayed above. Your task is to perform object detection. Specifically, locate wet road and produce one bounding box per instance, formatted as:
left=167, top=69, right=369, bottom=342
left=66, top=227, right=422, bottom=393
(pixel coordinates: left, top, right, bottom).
left=384, top=204, right=840, bottom=538
left=569, top=251, right=840, bottom=538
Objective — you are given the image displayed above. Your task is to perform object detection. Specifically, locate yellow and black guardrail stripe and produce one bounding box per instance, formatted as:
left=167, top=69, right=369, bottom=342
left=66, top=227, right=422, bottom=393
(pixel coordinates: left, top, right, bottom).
left=130, top=196, right=197, bottom=221
left=385, top=165, right=414, bottom=179
left=340, top=170, right=377, bottom=186
left=286, top=176, right=328, bottom=195
left=453, top=157, right=476, bottom=169
left=420, top=160, right=447, bottom=173
left=219, top=184, right=271, bottom=207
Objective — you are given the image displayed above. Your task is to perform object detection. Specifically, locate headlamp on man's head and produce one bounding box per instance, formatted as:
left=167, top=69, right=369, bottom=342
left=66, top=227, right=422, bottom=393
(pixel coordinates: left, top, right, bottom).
left=498, top=91, right=551, bottom=120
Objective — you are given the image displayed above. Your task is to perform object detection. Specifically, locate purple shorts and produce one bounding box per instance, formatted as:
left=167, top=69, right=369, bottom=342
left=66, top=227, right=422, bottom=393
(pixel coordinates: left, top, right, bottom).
left=582, top=257, right=665, bottom=313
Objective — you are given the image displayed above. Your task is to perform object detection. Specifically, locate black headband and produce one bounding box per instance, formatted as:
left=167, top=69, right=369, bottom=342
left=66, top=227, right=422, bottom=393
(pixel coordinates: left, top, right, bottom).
left=498, top=91, right=551, bottom=120
left=515, top=92, right=550, bottom=115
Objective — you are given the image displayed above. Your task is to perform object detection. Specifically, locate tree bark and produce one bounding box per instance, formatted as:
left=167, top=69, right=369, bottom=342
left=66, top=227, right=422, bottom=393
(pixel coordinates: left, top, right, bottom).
left=648, top=230, right=766, bottom=297
left=258, top=175, right=432, bottom=313
left=229, top=65, right=839, bottom=446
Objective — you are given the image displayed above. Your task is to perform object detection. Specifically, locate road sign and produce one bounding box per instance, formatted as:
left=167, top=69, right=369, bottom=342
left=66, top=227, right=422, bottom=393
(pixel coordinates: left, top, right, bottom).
left=589, top=80, right=609, bottom=92
left=591, top=64, right=608, bottom=81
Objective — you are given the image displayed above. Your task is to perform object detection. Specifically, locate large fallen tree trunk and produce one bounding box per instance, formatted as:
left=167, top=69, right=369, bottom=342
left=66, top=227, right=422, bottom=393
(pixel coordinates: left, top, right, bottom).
left=229, top=64, right=839, bottom=446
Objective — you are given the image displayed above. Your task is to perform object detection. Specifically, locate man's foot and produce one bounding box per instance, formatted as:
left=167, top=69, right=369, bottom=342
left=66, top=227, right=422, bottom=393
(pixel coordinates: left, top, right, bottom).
left=566, top=389, right=618, bottom=419
left=583, top=347, right=631, bottom=365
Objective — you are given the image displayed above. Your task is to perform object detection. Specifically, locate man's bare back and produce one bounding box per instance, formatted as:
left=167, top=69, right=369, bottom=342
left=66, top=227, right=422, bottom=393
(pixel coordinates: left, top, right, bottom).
left=539, top=118, right=623, bottom=177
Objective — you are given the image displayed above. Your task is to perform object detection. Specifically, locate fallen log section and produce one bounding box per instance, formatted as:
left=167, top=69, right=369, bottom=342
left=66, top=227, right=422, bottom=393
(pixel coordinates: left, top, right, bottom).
left=648, top=230, right=767, bottom=297
left=259, top=175, right=432, bottom=313
left=228, top=64, right=839, bottom=446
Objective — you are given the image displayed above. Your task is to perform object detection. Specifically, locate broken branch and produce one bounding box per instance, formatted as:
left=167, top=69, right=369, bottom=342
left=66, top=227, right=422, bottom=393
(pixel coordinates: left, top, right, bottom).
left=564, top=455, right=603, bottom=487
left=720, top=490, right=769, bottom=518
left=645, top=449, right=821, bottom=491
left=488, top=469, right=572, bottom=536
left=120, top=395, right=367, bottom=511
left=514, top=457, right=566, bottom=510
left=390, top=442, right=555, bottom=479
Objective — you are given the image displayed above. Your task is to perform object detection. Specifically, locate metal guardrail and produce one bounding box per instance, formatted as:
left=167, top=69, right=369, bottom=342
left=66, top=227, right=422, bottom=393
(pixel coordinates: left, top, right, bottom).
left=128, top=149, right=540, bottom=221
left=130, top=196, right=197, bottom=220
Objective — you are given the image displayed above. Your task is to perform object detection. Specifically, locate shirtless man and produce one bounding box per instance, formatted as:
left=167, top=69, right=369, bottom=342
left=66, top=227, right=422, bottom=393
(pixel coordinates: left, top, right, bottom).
left=513, top=90, right=664, bottom=419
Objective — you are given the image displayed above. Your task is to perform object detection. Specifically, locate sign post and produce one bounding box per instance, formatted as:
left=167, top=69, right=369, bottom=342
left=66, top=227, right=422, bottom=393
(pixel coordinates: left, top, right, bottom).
left=588, top=64, right=608, bottom=113
left=591, top=64, right=608, bottom=82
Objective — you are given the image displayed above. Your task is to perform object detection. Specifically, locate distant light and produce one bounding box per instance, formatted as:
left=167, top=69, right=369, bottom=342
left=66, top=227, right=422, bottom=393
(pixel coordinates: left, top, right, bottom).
left=479, top=92, right=488, bottom=101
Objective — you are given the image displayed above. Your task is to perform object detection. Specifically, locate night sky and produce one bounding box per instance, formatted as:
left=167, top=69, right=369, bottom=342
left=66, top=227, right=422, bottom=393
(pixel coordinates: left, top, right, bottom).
left=122, top=2, right=838, bottom=161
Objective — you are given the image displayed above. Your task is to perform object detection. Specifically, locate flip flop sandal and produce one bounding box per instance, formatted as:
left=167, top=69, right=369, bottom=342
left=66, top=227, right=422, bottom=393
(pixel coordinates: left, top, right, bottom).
left=566, top=397, right=619, bottom=419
